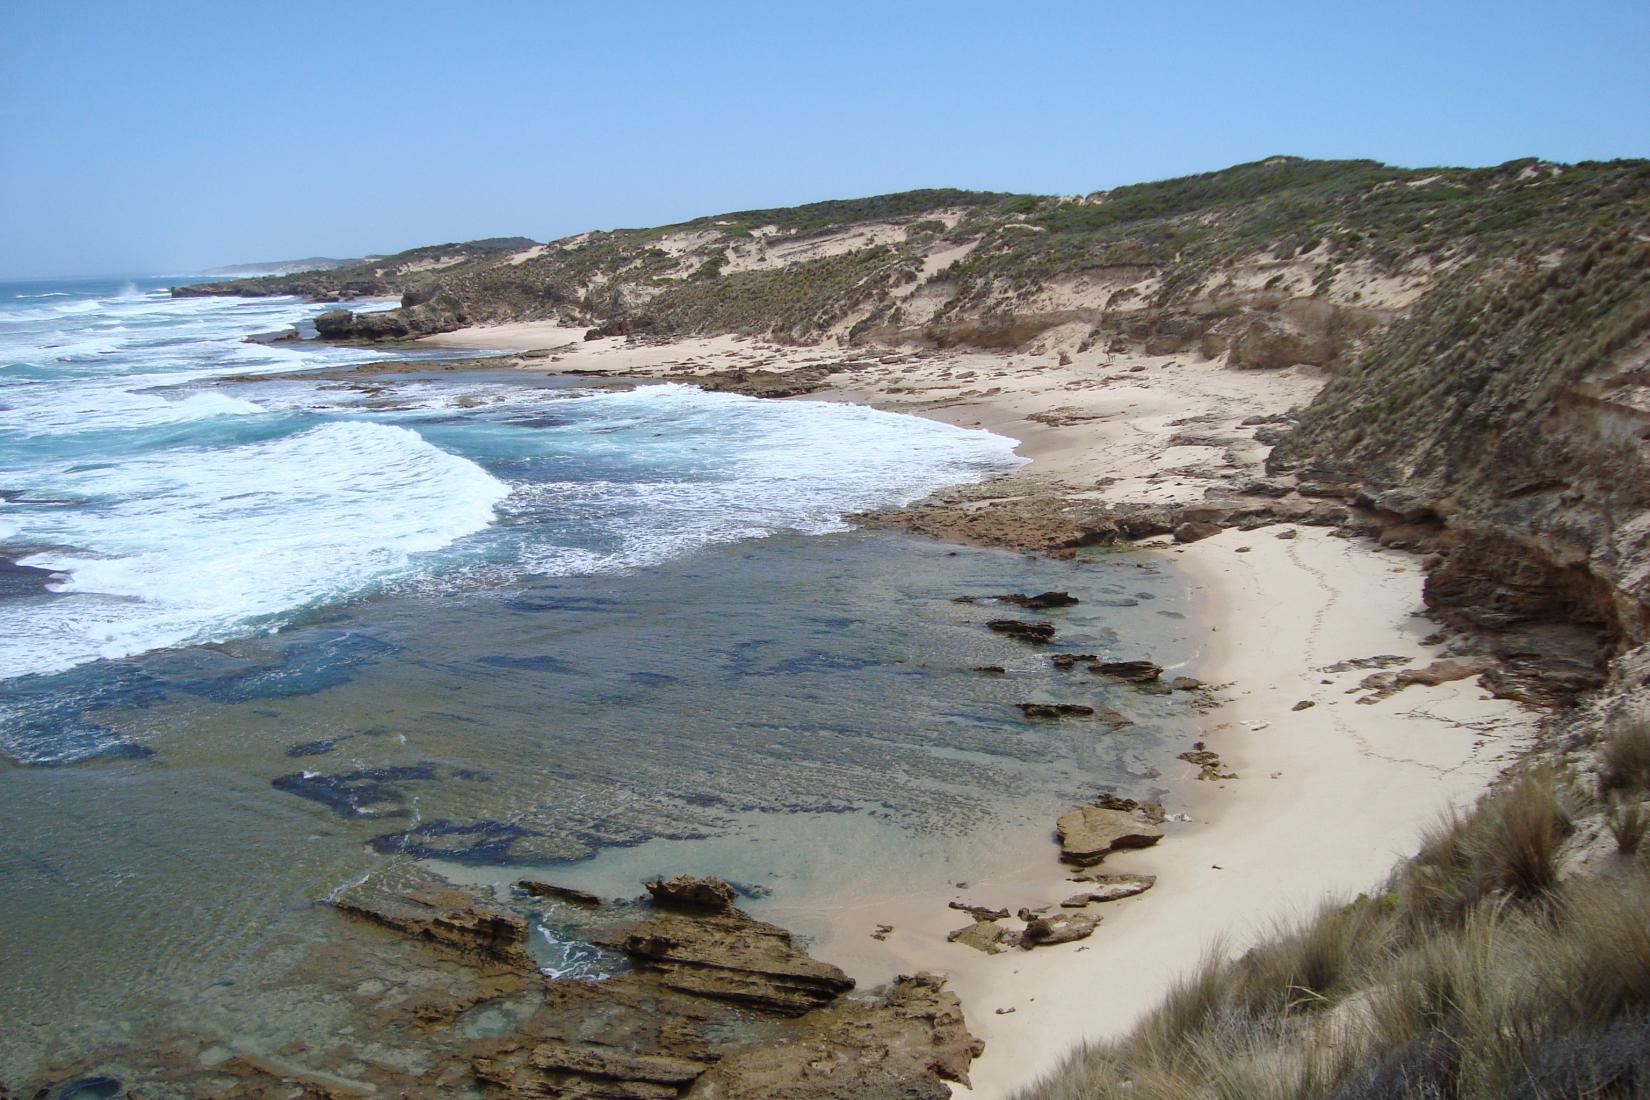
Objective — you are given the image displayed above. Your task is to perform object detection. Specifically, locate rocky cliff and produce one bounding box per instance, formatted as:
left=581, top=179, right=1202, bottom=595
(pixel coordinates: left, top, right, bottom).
left=1273, top=231, right=1650, bottom=701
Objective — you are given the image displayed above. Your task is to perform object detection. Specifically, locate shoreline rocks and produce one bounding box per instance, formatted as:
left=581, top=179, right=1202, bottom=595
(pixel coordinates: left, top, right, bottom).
left=1056, top=806, right=1164, bottom=867
left=597, top=876, right=855, bottom=1016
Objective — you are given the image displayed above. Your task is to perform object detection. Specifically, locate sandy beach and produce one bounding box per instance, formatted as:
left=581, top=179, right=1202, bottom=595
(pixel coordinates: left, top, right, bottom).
left=422, top=322, right=1540, bottom=1097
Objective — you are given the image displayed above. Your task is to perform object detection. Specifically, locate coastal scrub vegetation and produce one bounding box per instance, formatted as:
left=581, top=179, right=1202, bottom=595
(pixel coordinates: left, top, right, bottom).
left=179, top=156, right=1650, bottom=359
left=1016, top=771, right=1650, bottom=1100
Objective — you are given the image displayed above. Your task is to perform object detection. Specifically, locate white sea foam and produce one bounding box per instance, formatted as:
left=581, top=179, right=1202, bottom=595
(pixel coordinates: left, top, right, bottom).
left=484, top=383, right=1025, bottom=577
left=0, top=422, right=509, bottom=678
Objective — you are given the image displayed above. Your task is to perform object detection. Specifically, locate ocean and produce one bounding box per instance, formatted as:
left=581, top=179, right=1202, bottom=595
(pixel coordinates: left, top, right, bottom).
left=0, top=277, right=1204, bottom=1089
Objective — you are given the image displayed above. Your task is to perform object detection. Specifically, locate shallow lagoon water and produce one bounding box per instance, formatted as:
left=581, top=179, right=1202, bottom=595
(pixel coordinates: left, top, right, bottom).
left=0, top=280, right=1206, bottom=1090
left=0, top=529, right=1203, bottom=1086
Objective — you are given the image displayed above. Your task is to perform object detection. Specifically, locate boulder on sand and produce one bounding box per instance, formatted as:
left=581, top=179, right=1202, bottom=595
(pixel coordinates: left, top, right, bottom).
left=1056, top=806, right=1163, bottom=866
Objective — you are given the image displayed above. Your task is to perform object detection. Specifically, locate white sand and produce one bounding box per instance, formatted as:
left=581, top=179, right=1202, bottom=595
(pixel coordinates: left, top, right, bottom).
left=422, top=322, right=1539, bottom=1097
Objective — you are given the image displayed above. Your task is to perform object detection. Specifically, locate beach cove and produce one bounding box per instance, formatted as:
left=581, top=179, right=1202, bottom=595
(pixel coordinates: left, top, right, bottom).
left=422, top=321, right=1541, bottom=1097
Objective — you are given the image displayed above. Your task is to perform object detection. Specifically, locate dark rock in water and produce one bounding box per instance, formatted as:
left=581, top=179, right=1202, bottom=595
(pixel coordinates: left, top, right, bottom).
left=517, top=879, right=603, bottom=908
left=333, top=875, right=534, bottom=969
left=1010, top=590, right=1079, bottom=609
left=957, top=590, right=1079, bottom=609
left=972, top=665, right=1006, bottom=674
left=1050, top=653, right=1101, bottom=669
left=1019, top=702, right=1096, bottom=720
left=986, top=619, right=1056, bottom=644
left=1172, top=676, right=1203, bottom=691
left=645, top=874, right=737, bottom=914
left=1091, top=660, right=1163, bottom=683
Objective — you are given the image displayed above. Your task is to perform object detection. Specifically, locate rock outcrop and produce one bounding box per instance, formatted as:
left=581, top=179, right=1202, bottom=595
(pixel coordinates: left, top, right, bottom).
left=688, top=973, right=985, bottom=1098
left=1022, top=912, right=1101, bottom=947
left=597, top=877, right=854, bottom=1015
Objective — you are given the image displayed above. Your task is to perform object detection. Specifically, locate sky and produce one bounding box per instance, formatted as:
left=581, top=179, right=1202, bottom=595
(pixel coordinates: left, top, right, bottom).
left=1, top=0, right=1646, bottom=278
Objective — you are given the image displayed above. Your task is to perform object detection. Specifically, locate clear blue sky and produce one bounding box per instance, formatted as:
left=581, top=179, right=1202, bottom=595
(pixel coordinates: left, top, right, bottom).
left=2, top=0, right=1646, bottom=278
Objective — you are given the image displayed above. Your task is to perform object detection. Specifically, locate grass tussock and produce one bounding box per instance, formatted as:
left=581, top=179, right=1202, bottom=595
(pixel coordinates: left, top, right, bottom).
left=1608, top=795, right=1649, bottom=856
left=1015, top=773, right=1650, bottom=1100
left=1601, top=714, right=1650, bottom=795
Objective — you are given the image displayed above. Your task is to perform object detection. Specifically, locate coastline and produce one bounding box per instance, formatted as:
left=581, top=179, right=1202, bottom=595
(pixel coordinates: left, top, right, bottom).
left=418, top=322, right=1539, bottom=1097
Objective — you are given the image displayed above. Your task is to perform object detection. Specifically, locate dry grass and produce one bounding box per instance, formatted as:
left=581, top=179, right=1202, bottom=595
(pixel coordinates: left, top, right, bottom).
left=1014, top=772, right=1650, bottom=1100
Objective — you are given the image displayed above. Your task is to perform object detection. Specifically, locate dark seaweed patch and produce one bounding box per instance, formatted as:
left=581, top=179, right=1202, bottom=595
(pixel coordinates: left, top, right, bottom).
left=502, top=593, right=623, bottom=613
left=172, top=631, right=396, bottom=703
left=269, top=762, right=487, bottom=819
left=284, top=738, right=342, bottom=758
left=0, top=662, right=167, bottom=766
left=478, top=654, right=575, bottom=674
left=370, top=819, right=547, bottom=864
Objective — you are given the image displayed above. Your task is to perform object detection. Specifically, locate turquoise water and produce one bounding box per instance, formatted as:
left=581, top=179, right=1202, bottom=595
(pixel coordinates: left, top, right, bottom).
left=0, top=278, right=1205, bottom=1091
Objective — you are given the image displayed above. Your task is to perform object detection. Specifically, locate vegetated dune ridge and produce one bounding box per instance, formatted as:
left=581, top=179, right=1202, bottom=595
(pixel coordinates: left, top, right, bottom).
left=186, top=155, right=1650, bottom=1097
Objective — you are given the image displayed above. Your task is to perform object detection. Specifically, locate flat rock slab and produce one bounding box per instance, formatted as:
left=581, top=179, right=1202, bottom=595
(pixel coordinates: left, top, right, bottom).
left=598, top=907, right=854, bottom=1016
left=517, top=878, right=603, bottom=908
left=947, top=920, right=1022, bottom=954
left=333, top=875, right=533, bottom=969
left=1056, top=806, right=1163, bottom=866
left=1068, top=872, right=1157, bottom=903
